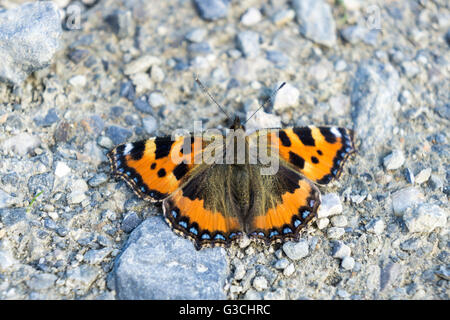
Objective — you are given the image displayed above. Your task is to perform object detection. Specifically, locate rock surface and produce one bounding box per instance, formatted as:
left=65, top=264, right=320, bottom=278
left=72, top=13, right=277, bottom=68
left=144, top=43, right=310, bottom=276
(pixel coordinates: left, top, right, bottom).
left=0, top=1, right=62, bottom=85
left=114, top=217, right=228, bottom=299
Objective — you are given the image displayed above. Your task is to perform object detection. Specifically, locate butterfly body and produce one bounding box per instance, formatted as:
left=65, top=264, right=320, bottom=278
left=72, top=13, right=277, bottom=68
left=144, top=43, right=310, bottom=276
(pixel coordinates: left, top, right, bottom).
left=108, top=121, right=355, bottom=250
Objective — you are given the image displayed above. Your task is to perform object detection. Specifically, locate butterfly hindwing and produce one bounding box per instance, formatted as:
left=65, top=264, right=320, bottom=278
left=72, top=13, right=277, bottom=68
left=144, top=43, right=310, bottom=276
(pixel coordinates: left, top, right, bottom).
left=107, top=135, right=207, bottom=202
left=163, top=164, right=244, bottom=249
left=245, top=164, right=321, bottom=243
left=262, top=126, right=355, bottom=185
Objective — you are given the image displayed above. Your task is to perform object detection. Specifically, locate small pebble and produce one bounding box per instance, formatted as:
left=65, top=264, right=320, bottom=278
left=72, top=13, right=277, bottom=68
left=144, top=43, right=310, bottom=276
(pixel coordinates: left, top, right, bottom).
left=330, top=215, right=348, bottom=227
left=403, top=204, right=447, bottom=233
left=148, top=92, right=166, bottom=108
left=271, top=9, right=295, bottom=26
left=240, top=8, right=262, bottom=26
left=142, top=116, right=158, bottom=134
left=121, top=212, right=142, bottom=233
left=283, top=263, right=295, bottom=277
left=332, top=241, right=351, bottom=259
left=194, top=0, right=229, bottom=21
left=317, top=193, right=343, bottom=218
left=185, top=28, right=207, bottom=43
left=69, top=75, right=86, bottom=87
left=365, top=218, right=385, bottom=235
left=282, top=239, right=309, bottom=260
left=252, top=276, right=268, bottom=291
left=54, top=161, right=71, bottom=178
left=341, top=256, right=355, bottom=270
left=273, top=258, right=289, bottom=270
left=272, top=82, right=300, bottom=111
left=327, top=227, right=345, bottom=240
left=316, top=217, right=329, bottom=229
left=124, top=55, right=161, bottom=75
left=383, top=150, right=405, bottom=170
left=87, top=173, right=108, bottom=187
left=392, top=187, right=425, bottom=216
left=150, top=66, right=165, bottom=83
left=415, top=168, right=431, bottom=184
left=236, top=30, right=260, bottom=58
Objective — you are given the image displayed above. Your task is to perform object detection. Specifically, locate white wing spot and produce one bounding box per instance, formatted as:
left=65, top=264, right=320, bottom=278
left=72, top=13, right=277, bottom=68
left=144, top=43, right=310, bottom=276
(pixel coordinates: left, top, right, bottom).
left=123, top=143, right=133, bottom=155
left=330, top=127, right=341, bottom=138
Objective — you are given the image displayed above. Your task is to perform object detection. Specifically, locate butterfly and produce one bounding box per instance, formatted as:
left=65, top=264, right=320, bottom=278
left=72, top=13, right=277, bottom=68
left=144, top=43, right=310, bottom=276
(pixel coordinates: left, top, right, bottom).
left=107, top=82, right=356, bottom=250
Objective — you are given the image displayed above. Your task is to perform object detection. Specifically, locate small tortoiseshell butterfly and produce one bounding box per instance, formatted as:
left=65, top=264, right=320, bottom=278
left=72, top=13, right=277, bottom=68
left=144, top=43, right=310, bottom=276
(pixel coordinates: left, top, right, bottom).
left=107, top=81, right=355, bottom=250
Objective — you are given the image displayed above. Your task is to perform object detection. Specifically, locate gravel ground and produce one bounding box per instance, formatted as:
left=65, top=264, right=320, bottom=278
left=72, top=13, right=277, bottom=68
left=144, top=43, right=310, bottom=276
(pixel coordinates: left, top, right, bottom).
left=0, top=0, right=448, bottom=300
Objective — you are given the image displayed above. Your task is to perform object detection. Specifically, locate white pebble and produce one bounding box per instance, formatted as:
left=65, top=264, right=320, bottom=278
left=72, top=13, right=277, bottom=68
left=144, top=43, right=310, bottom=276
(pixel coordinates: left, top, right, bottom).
left=69, top=75, right=86, bottom=87
left=316, top=217, right=329, bottom=229
left=317, top=193, right=343, bottom=218
left=124, top=55, right=161, bottom=75
left=283, top=263, right=295, bottom=277
left=272, top=82, right=300, bottom=111
left=341, top=256, right=355, bottom=270
left=241, top=7, right=262, bottom=26
left=415, top=168, right=431, bottom=184
left=383, top=150, right=405, bottom=170
left=55, top=161, right=71, bottom=178
left=252, top=276, right=268, bottom=291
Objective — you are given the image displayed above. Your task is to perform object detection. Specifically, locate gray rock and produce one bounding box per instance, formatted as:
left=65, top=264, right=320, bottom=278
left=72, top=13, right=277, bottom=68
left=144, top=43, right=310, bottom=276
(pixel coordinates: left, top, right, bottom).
left=236, top=31, right=261, bottom=58
left=2, top=133, right=41, bottom=156
left=121, top=212, right=142, bottom=233
left=292, top=0, right=336, bottom=47
left=332, top=241, right=351, bottom=259
left=0, top=208, right=26, bottom=227
left=34, top=108, right=59, bottom=127
left=365, top=218, right=385, bottom=235
left=104, top=10, right=135, bottom=39
left=330, top=215, right=348, bottom=227
left=185, top=28, right=207, bottom=43
left=65, top=265, right=100, bottom=289
left=351, top=60, right=400, bottom=152
left=0, top=1, right=62, bottom=85
left=282, top=239, right=309, bottom=260
left=142, top=116, right=158, bottom=134
left=134, top=97, right=153, bottom=114
left=84, top=248, right=113, bottom=265
left=124, top=55, right=161, bottom=75
left=400, top=237, right=420, bottom=251
left=327, top=227, right=345, bottom=240
left=273, top=258, right=290, bottom=270
left=105, top=125, right=133, bottom=145
left=194, top=0, right=229, bottom=21
left=0, top=189, right=18, bottom=209
left=26, top=273, right=57, bottom=290
left=114, top=216, right=228, bottom=299
left=391, top=187, right=425, bottom=216
left=88, top=173, right=108, bottom=188
left=341, top=25, right=380, bottom=46
left=403, top=204, right=447, bottom=233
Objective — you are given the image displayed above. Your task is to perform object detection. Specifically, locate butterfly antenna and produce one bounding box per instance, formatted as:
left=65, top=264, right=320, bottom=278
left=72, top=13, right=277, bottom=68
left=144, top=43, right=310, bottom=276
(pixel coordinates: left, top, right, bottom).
left=243, top=82, right=286, bottom=125
left=194, top=74, right=231, bottom=121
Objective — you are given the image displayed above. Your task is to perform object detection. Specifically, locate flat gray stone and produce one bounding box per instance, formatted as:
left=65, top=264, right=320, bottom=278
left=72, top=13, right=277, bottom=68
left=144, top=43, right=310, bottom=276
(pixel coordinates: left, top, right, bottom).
left=292, top=0, right=336, bottom=47
left=351, top=60, right=400, bottom=152
left=0, top=1, right=62, bottom=85
left=114, top=216, right=228, bottom=299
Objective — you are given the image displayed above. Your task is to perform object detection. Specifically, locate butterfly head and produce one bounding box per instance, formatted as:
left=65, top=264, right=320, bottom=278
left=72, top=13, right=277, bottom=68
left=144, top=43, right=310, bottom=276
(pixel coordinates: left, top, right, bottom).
left=229, top=116, right=245, bottom=130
